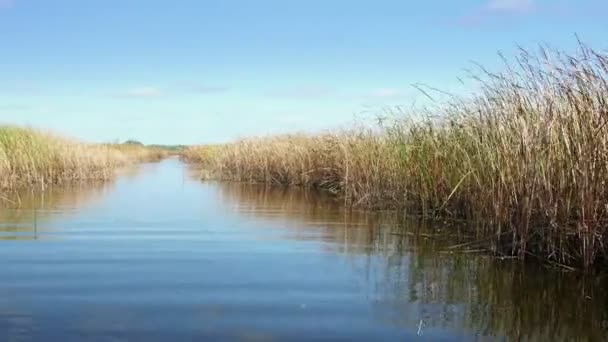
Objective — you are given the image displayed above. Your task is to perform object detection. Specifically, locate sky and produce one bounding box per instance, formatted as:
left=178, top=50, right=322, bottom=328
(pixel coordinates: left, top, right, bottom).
left=0, top=0, right=606, bottom=144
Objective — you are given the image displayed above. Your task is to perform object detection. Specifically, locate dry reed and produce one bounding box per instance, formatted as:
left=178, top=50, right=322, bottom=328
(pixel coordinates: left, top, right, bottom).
left=0, top=126, right=165, bottom=192
left=185, top=43, right=608, bottom=269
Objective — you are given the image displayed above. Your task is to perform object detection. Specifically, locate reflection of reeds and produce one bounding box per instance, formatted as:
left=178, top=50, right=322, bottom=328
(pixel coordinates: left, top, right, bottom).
left=215, top=183, right=608, bottom=341
left=369, top=249, right=608, bottom=341
left=397, top=256, right=608, bottom=341
left=187, top=43, right=608, bottom=269
left=214, top=182, right=398, bottom=251
left=0, top=181, right=116, bottom=240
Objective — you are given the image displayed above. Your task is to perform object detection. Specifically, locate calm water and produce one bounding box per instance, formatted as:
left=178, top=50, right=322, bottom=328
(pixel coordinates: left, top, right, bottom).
left=1, top=158, right=607, bottom=341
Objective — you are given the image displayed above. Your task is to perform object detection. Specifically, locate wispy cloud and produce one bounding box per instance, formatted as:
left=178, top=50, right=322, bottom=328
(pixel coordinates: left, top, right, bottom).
left=266, top=86, right=413, bottom=101
left=267, top=86, right=337, bottom=99
left=0, top=81, right=44, bottom=94
left=484, top=0, right=536, bottom=14
left=365, top=88, right=411, bottom=100
left=0, top=104, right=29, bottom=111
left=173, top=82, right=230, bottom=94
left=0, top=0, right=14, bottom=9
left=460, top=0, right=537, bottom=25
left=112, top=83, right=229, bottom=98
left=114, top=87, right=165, bottom=98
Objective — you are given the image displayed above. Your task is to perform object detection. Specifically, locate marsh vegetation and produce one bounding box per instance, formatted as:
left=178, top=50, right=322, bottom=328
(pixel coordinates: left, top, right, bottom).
left=185, top=44, right=608, bottom=269
left=3, top=159, right=605, bottom=340
left=0, top=126, right=167, bottom=193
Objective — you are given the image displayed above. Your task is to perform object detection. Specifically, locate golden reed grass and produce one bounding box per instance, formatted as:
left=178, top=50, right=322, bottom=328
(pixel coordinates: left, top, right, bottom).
left=0, top=126, right=166, bottom=192
left=104, top=142, right=168, bottom=163
left=185, top=43, right=608, bottom=269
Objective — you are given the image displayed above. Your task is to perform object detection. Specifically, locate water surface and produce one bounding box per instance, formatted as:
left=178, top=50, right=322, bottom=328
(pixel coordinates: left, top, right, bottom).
left=1, top=159, right=607, bottom=341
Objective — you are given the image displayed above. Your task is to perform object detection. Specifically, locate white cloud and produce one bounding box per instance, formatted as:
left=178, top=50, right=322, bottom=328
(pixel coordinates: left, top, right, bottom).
left=0, top=81, right=44, bottom=94
left=115, top=87, right=164, bottom=98
left=459, top=0, right=537, bottom=25
left=174, top=82, right=230, bottom=94
left=265, top=86, right=411, bottom=101
left=0, top=104, right=29, bottom=111
left=485, top=0, right=536, bottom=14
left=0, top=0, right=13, bottom=9
left=363, top=88, right=412, bottom=101
left=267, top=86, right=336, bottom=99
left=366, top=88, right=410, bottom=99
left=112, top=83, right=229, bottom=98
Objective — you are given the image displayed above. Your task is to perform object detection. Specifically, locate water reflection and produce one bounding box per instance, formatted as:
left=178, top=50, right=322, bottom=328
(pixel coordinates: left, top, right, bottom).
left=0, top=181, right=115, bottom=240
left=0, top=162, right=606, bottom=341
left=213, top=182, right=608, bottom=341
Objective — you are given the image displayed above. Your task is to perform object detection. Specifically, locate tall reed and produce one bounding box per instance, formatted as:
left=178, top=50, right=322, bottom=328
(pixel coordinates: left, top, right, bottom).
left=105, top=142, right=168, bottom=163
left=186, top=43, right=608, bottom=269
left=1, top=127, right=130, bottom=191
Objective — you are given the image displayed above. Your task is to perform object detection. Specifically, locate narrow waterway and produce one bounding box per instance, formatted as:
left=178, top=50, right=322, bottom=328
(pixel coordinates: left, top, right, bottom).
left=0, top=158, right=606, bottom=341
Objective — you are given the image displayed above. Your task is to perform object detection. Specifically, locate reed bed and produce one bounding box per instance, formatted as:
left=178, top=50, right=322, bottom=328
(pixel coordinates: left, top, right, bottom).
left=105, top=143, right=168, bottom=163
left=0, top=127, right=163, bottom=192
left=186, top=43, right=608, bottom=269
left=181, top=144, right=222, bottom=166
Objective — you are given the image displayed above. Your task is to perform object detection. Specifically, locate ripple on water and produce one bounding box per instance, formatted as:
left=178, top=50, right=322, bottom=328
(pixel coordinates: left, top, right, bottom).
left=1, top=159, right=607, bottom=341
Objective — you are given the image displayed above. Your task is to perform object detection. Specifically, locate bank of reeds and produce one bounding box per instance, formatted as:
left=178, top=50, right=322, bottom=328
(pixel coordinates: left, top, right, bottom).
left=0, top=127, right=164, bottom=192
left=185, top=43, right=608, bottom=269
left=106, top=142, right=168, bottom=163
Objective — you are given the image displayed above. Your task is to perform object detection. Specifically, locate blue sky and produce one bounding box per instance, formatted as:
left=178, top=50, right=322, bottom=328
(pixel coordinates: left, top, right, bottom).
left=0, top=0, right=606, bottom=144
